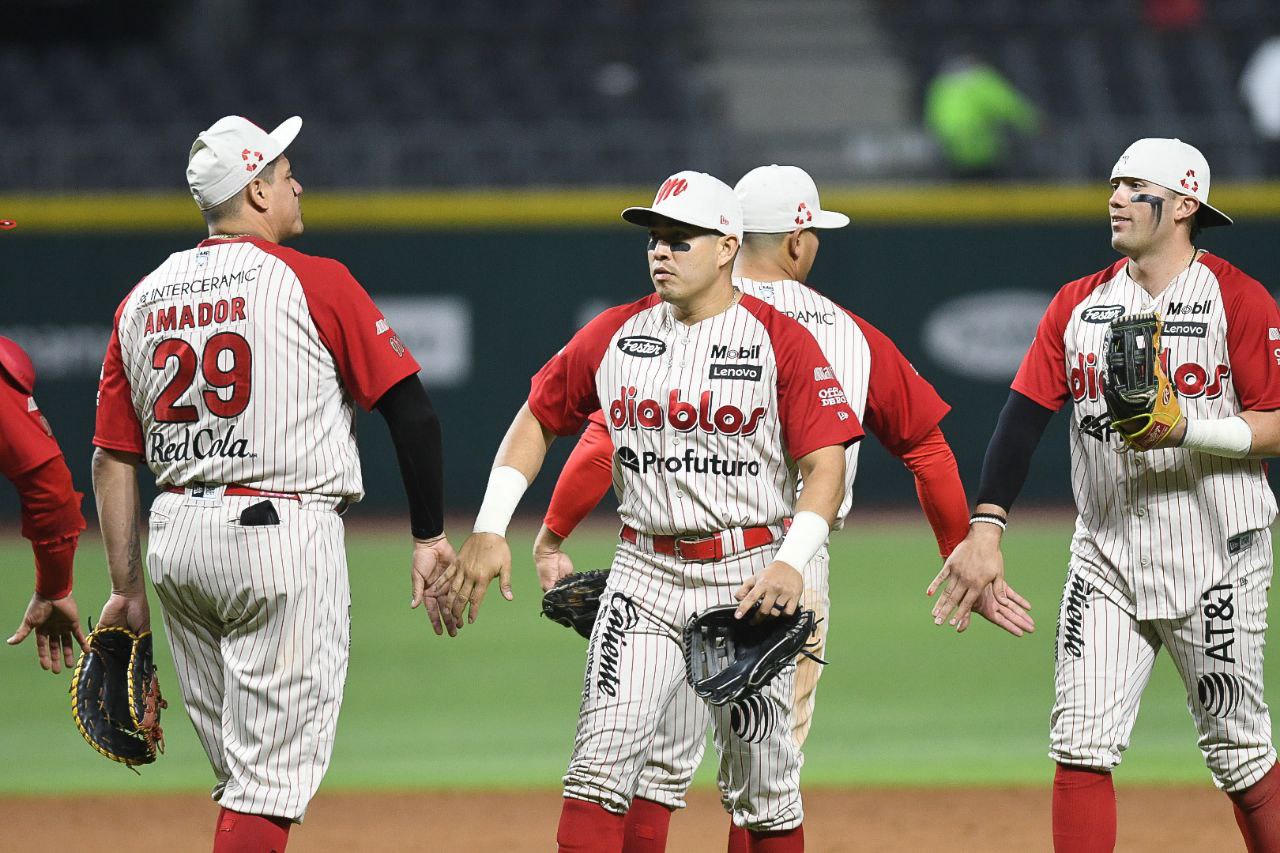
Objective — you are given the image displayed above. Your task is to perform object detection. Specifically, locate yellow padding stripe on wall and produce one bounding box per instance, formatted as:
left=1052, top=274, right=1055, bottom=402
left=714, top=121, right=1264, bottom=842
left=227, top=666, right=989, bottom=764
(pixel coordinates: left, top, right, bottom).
left=3, top=184, right=1280, bottom=231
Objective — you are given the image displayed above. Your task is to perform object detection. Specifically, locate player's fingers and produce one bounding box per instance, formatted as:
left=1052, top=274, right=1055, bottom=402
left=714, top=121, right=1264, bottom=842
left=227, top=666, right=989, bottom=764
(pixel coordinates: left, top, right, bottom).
left=932, top=578, right=958, bottom=623
left=410, top=566, right=426, bottom=609
left=957, top=612, right=972, bottom=633
left=468, top=579, right=491, bottom=623
left=988, top=610, right=1023, bottom=637
left=735, top=584, right=765, bottom=619
left=61, top=632, right=76, bottom=668
left=948, top=586, right=982, bottom=629
left=782, top=597, right=798, bottom=617
left=734, top=577, right=756, bottom=602
left=35, top=631, right=51, bottom=671
left=422, top=593, right=444, bottom=636
left=1004, top=583, right=1032, bottom=610
left=6, top=620, right=31, bottom=645
left=994, top=577, right=1012, bottom=605
left=71, top=619, right=88, bottom=651
left=926, top=564, right=949, bottom=597
left=499, top=563, right=513, bottom=602
left=1001, top=602, right=1035, bottom=633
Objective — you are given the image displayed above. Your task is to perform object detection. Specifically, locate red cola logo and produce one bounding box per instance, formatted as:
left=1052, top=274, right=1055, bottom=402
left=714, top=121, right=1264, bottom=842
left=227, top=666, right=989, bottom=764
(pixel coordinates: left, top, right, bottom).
left=1070, top=350, right=1231, bottom=402
left=609, top=386, right=766, bottom=436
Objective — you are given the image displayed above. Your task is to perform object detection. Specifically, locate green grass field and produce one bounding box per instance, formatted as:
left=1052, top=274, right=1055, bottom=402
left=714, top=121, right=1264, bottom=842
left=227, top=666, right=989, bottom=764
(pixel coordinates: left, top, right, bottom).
left=1, top=517, right=1273, bottom=796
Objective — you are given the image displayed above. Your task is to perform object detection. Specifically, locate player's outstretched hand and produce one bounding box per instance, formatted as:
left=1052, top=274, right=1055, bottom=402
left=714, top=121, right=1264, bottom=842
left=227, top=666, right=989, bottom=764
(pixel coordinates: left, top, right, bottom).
left=532, top=524, right=575, bottom=593
left=449, top=532, right=513, bottom=625
left=7, top=591, right=88, bottom=673
left=927, top=526, right=1008, bottom=632
left=96, top=591, right=150, bottom=635
left=411, top=534, right=460, bottom=637
left=735, top=560, right=804, bottom=620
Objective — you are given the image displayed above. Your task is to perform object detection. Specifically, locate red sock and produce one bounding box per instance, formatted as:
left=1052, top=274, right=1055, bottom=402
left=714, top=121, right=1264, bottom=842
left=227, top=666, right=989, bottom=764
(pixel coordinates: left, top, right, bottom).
left=621, top=797, right=674, bottom=853
left=558, top=797, right=625, bottom=852
left=1229, top=762, right=1280, bottom=853
left=212, top=807, right=291, bottom=853
left=1052, top=764, right=1116, bottom=852
left=727, top=819, right=750, bottom=853
left=746, top=825, right=804, bottom=852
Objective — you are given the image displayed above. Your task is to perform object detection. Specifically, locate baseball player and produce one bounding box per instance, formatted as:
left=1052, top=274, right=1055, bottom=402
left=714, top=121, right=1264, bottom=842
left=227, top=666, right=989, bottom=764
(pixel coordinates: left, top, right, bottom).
left=92, top=115, right=455, bottom=851
left=450, top=170, right=861, bottom=852
left=531, top=165, right=1034, bottom=852
left=932, top=138, right=1280, bottom=852
left=0, top=336, right=88, bottom=672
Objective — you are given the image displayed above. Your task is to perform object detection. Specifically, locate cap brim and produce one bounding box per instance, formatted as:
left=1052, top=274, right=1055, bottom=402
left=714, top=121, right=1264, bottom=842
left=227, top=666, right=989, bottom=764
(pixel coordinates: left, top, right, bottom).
left=810, top=209, right=849, bottom=229
left=621, top=207, right=725, bottom=233
left=269, top=116, right=303, bottom=152
left=1196, top=202, right=1232, bottom=228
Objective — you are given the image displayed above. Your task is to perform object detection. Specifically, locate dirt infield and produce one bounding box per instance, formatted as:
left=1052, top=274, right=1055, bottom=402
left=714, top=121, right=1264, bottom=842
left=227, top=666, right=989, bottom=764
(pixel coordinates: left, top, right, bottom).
left=0, top=786, right=1245, bottom=851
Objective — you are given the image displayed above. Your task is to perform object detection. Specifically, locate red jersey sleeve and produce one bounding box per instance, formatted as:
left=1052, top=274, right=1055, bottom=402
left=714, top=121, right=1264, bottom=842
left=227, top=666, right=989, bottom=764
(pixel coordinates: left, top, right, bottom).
left=1010, top=263, right=1119, bottom=411
left=93, top=296, right=146, bottom=454
left=848, top=312, right=951, bottom=456
left=1211, top=256, right=1280, bottom=411
left=528, top=295, right=659, bottom=436
left=269, top=246, right=421, bottom=411
left=543, top=415, right=615, bottom=538
left=740, top=295, right=863, bottom=460
left=0, top=383, right=61, bottom=476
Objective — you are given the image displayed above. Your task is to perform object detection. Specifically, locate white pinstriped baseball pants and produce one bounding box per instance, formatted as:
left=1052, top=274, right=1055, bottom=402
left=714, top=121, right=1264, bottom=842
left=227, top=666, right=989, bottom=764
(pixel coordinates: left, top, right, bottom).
left=147, top=491, right=351, bottom=821
left=1050, top=537, right=1276, bottom=792
left=632, top=546, right=830, bottom=809
left=563, top=538, right=805, bottom=831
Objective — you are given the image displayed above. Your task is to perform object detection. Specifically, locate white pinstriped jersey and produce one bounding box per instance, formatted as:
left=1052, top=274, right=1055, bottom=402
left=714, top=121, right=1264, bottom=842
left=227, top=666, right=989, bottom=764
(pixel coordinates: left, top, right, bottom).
left=529, top=292, right=862, bottom=536
left=1014, top=252, right=1280, bottom=619
left=736, top=276, right=949, bottom=526
left=95, top=236, right=420, bottom=499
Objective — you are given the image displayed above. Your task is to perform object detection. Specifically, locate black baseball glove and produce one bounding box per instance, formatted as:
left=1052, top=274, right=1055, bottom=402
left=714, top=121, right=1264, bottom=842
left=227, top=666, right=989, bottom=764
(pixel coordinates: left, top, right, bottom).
left=541, top=570, right=610, bottom=639
left=71, top=626, right=167, bottom=768
left=1103, top=312, right=1183, bottom=451
left=683, top=604, right=824, bottom=706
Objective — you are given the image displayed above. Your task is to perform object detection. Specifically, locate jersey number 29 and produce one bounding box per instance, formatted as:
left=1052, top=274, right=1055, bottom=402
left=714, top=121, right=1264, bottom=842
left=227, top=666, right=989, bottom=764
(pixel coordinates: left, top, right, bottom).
left=152, top=334, right=252, bottom=423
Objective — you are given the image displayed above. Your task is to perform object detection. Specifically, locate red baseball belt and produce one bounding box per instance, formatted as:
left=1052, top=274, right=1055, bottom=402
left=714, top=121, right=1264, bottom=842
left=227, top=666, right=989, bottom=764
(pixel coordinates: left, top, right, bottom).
left=619, top=523, right=778, bottom=562
left=164, top=484, right=301, bottom=502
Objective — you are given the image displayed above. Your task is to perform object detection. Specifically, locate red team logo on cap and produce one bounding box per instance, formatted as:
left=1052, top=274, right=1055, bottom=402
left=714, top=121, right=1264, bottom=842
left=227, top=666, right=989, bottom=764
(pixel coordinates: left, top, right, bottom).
left=242, top=148, right=264, bottom=172
left=654, top=177, right=689, bottom=204
left=1180, top=170, right=1199, bottom=192
left=795, top=202, right=813, bottom=226
left=0, top=219, right=16, bottom=231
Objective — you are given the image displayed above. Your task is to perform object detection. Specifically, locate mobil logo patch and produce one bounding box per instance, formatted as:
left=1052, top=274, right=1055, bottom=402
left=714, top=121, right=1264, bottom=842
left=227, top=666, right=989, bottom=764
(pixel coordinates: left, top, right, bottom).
left=1081, top=304, right=1125, bottom=324
left=617, top=335, right=666, bottom=358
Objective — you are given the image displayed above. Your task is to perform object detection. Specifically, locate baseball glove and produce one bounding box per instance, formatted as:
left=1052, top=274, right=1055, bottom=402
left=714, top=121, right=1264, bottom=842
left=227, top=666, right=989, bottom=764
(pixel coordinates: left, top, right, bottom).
left=1103, top=312, right=1183, bottom=451
left=541, top=570, right=610, bottom=639
left=683, top=604, right=824, bottom=706
left=71, top=626, right=167, bottom=768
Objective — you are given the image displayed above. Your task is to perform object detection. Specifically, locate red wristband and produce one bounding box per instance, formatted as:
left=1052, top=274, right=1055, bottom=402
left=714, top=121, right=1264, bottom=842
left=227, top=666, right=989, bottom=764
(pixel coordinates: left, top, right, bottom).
left=33, top=534, right=77, bottom=599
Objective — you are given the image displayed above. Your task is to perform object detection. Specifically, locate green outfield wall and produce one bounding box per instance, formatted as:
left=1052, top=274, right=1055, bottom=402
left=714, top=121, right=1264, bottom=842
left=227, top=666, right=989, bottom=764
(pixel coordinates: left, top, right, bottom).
left=2, top=187, right=1278, bottom=520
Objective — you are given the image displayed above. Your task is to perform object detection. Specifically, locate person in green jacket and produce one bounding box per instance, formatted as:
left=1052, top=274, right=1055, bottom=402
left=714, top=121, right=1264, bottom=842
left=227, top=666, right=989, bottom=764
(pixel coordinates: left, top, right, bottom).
left=925, top=53, right=1042, bottom=179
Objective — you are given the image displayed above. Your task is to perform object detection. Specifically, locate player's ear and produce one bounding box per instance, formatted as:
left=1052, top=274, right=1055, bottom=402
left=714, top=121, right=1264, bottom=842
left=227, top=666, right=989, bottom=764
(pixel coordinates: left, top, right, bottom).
left=788, top=228, right=805, bottom=260
left=719, top=234, right=740, bottom=268
left=244, top=177, right=271, bottom=213
left=1174, top=194, right=1200, bottom=230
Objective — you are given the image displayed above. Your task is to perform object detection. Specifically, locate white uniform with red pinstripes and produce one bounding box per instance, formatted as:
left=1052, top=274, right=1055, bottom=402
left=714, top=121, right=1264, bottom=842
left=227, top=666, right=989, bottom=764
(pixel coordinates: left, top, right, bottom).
left=634, top=275, right=951, bottom=809
left=94, top=235, right=419, bottom=820
left=528, top=290, right=861, bottom=830
left=1012, top=252, right=1280, bottom=791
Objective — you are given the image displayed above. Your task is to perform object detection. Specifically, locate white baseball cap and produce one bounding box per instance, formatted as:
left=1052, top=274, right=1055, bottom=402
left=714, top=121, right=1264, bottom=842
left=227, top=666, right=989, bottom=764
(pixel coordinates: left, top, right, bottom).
left=1110, top=138, right=1231, bottom=227
left=622, top=171, right=744, bottom=240
left=187, top=115, right=303, bottom=210
left=734, top=164, right=850, bottom=233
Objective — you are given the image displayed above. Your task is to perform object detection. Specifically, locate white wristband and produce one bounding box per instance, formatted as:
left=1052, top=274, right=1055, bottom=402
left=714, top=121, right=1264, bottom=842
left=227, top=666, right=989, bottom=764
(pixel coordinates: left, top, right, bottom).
left=1180, top=416, right=1252, bottom=459
left=472, top=466, right=529, bottom=537
left=773, top=511, right=830, bottom=571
